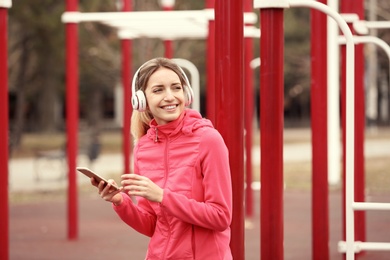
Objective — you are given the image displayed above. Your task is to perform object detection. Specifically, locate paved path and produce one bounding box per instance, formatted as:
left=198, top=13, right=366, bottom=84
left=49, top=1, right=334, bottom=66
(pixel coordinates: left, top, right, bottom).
left=9, top=190, right=390, bottom=260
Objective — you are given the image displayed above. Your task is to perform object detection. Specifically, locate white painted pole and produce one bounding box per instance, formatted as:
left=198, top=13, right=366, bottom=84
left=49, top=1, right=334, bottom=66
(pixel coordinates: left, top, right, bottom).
left=172, top=58, right=201, bottom=112
left=366, top=0, right=378, bottom=127
left=327, top=0, right=341, bottom=186
left=339, top=35, right=390, bottom=89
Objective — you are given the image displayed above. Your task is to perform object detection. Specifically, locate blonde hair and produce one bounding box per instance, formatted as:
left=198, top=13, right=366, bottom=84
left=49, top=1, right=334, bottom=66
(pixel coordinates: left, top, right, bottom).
left=130, top=57, right=189, bottom=143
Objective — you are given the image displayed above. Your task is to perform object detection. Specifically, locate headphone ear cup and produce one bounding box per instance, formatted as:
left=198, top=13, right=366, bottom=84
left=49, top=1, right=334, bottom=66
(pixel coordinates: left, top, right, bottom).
left=133, top=90, right=147, bottom=112
left=131, top=94, right=139, bottom=110
left=184, top=85, right=194, bottom=107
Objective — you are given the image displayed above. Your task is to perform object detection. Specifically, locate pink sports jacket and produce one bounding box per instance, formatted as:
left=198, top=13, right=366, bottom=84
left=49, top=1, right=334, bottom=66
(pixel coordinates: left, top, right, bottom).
left=113, top=109, right=232, bottom=259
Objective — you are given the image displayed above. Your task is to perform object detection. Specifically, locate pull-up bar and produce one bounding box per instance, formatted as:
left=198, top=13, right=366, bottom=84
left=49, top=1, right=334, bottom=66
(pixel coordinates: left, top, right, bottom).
left=339, top=35, right=390, bottom=90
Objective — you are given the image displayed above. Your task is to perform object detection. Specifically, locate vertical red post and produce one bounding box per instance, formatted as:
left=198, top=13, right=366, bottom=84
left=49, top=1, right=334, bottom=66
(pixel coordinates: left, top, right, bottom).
left=164, top=39, right=173, bottom=59
left=206, top=0, right=215, bottom=122
left=259, top=8, right=284, bottom=260
left=65, top=0, right=79, bottom=240
left=0, top=4, right=10, bottom=260
left=244, top=0, right=254, bottom=217
left=311, top=3, right=329, bottom=259
left=121, top=0, right=132, bottom=174
left=340, top=0, right=366, bottom=254
left=215, top=0, right=245, bottom=259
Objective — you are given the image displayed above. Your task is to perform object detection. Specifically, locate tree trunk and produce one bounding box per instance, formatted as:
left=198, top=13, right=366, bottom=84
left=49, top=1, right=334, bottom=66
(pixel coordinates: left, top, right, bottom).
left=9, top=36, right=29, bottom=153
left=36, top=46, right=62, bottom=132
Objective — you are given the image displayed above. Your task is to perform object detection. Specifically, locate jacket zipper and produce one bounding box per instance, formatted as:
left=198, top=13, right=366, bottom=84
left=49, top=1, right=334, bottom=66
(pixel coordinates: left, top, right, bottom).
left=154, top=127, right=159, bottom=143
left=161, top=136, right=171, bottom=259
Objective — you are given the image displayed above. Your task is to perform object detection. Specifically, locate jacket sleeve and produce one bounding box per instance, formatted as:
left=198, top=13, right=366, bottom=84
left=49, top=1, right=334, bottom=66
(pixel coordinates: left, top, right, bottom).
left=112, top=143, right=157, bottom=237
left=160, top=128, right=233, bottom=231
left=112, top=194, right=157, bottom=237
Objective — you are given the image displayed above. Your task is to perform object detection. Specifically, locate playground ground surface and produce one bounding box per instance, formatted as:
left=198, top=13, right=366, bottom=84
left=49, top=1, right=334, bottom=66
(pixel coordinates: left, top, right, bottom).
left=8, top=127, right=390, bottom=259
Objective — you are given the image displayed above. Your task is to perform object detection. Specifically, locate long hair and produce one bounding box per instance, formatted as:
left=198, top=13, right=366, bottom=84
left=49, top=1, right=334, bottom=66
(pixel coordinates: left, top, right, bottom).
left=131, top=57, right=189, bottom=142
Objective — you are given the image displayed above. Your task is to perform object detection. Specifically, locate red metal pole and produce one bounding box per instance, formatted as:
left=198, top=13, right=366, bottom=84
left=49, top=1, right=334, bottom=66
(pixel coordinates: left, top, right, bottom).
left=340, top=1, right=366, bottom=254
left=164, top=40, right=173, bottom=59
left=259, top=8, right=284, bottom=260
left=215, top=0, right=245, bottom=259
left=206, top=0, right=215, bottom=122
left=0, top=6, right=10, bottom=260
left=310, top=3, right=329, bottom=259
left=244, top=0, right=254, bottom=217
left=65, top=0, right=79, bottom=240
left=121, top=0, right=132, bottom=174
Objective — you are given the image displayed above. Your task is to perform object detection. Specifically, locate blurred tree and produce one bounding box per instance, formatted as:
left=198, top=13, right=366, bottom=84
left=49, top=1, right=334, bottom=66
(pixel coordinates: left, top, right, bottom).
left=9, top=0, right=66, bottom=152
left=7, top=0, right=390, bottom=155
left=284, top=8, right=311, bottom=126
left=8, top=0, right=120, bottom=152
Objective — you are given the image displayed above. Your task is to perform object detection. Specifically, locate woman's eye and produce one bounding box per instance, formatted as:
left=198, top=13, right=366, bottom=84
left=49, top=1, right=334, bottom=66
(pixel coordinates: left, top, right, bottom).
left=153, top=88, right=162, bottom=93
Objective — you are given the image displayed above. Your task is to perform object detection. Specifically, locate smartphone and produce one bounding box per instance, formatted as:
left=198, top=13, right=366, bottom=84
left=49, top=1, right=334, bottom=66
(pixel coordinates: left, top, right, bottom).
left=76, top=167, right=119, bottom=191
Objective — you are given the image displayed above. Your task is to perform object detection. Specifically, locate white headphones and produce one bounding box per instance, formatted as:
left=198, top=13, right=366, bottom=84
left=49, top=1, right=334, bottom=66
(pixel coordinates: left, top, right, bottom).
left=131, top=59, right=194, bottom=112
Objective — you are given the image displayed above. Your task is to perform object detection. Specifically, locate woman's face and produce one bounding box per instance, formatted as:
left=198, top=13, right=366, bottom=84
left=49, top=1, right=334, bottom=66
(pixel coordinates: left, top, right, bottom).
left=144, top=67, right=186, bottom=125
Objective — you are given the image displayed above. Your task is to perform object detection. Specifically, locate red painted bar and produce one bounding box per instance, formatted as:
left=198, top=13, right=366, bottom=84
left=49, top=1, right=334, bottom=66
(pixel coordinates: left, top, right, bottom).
left=66, top=0, right=79, bottom=240
left=215, top=0, right=245, bottom=259
left=206, top=0, right=215, bottom=123
left=310, top=3, right=329, bottom=259
left=340, top=0, right=366, bottom=253
left=121, top=0, right=132, bottom=174
left=164, top=40, right=173, bottom=59
left=0, top=6, right=9, bottom=260
left=259, top=8, right=284, bottom=260
left=244, top=0, right=254, bottom=217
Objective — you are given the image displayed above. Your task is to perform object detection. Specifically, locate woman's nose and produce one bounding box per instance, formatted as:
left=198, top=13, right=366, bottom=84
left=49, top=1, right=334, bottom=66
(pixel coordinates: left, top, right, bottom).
left=164, top=89, right=174, bottom=101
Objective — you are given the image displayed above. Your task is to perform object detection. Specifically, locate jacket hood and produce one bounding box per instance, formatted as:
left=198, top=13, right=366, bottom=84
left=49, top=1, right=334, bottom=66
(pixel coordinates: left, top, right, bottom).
left=146, top=109, right=213, bottom=142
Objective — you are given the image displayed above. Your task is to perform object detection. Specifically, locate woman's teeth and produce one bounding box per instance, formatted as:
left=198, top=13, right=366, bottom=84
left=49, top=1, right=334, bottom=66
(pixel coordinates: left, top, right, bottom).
left=164, top=105, right=176, bottom=110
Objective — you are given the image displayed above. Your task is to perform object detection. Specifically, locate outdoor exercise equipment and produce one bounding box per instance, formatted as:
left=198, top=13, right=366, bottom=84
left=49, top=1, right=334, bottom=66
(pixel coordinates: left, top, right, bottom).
left=338, top=31, right=390, bottom=257
left=340, top=5, right=367, bottom=252
left=256, top=0, right=355, bottom=259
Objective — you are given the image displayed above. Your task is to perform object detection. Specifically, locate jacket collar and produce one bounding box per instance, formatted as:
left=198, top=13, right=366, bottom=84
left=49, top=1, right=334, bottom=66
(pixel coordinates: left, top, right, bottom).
left=147, top=111, right=186, bottom=142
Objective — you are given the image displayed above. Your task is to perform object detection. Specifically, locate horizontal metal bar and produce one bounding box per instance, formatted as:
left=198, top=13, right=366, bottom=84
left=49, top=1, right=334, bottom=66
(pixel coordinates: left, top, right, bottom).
left=61, top=10, right=257, bottom=24
left=353, top=202, right=390, bottom=211
left=339, top=241, right=390, bottom=253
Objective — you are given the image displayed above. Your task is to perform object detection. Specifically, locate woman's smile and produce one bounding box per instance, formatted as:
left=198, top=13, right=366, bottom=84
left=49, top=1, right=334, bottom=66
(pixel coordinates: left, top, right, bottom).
left=145, top=67, right=186, bottom=125
left=161, top=104, right=178, bottom=111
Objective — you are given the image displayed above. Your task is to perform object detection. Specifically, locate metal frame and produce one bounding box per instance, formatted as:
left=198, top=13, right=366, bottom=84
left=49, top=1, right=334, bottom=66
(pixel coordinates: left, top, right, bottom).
left=256, top=0, right=356, bottom=259
left=338, top=34, right=390, bottom=254
left=62, top=10, right=259, bottom=40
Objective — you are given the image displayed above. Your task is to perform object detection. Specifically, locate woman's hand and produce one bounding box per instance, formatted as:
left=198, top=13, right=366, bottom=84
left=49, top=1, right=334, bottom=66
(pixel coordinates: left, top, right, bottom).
left=121, top=174, right=163, bottom=203
left=90, top=178, right=123, bottom=205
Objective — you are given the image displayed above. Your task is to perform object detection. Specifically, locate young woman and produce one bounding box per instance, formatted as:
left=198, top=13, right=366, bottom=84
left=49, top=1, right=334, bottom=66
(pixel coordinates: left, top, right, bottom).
left=92, top=57, right=232, bottom=259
